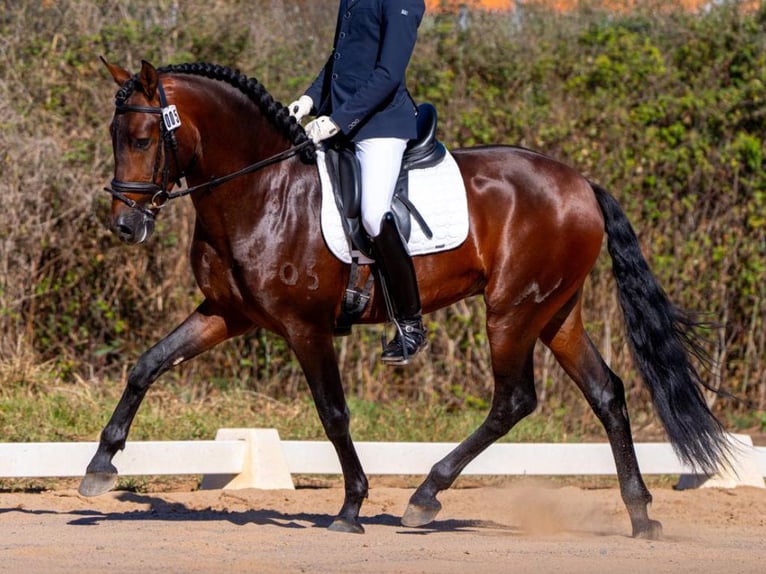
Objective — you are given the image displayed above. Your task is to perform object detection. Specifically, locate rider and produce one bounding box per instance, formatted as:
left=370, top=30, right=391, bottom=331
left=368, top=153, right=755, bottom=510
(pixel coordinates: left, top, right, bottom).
left=289, top=0, right=427, bottom=365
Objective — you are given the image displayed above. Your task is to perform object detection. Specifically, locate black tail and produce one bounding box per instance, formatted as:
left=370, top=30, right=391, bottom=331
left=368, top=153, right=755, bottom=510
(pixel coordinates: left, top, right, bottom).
left=592, top=183, right=730, bottom=474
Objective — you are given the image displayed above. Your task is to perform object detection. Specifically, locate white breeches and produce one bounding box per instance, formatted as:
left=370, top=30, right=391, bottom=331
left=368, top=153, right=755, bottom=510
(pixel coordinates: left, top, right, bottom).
left=355, top=137, right=408, bottom=237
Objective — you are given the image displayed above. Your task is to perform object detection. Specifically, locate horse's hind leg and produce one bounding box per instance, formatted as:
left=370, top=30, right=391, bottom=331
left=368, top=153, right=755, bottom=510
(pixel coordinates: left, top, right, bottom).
left=79, top=301, right=249, bottom=497
left=403, top=321, right=538, bottom=527
left=541, top=297, right=662, bottom=539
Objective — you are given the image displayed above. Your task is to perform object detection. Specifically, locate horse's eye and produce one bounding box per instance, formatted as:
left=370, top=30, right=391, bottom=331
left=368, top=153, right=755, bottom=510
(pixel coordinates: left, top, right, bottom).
left=133, top=138, right=152, bottom=150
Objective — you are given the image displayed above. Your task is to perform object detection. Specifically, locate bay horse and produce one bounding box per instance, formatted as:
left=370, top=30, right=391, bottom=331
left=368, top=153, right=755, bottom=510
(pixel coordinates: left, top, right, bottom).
left=81, top=59, right=729, bottom=537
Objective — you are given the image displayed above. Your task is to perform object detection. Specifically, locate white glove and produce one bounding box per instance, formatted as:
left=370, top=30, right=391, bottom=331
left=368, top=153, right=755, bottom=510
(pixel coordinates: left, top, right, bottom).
left=287, top=95, right=313, bottom=122
left=305, top=116, right=340, bottom=144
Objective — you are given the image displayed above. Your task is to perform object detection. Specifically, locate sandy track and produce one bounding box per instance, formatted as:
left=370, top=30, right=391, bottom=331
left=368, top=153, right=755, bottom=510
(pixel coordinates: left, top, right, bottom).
left=1, top=481, right=764, bottom=573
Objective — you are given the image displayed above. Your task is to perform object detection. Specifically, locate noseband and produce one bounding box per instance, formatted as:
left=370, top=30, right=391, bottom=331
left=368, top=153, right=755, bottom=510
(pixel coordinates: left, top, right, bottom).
left=104, top=77, right=312, bottom=218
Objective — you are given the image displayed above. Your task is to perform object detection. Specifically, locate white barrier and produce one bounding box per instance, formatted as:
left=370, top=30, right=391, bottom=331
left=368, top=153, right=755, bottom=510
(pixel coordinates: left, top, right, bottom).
left=0, top=429, right=763, bottom=490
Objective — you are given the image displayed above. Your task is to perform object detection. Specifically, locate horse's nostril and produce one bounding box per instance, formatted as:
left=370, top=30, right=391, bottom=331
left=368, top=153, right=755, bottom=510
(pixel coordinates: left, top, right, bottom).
left=116, top=224, right=134, bottom=242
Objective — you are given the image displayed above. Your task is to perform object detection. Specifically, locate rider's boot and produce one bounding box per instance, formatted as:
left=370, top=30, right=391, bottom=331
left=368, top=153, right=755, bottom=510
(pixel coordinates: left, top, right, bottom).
left=370, top=212, right=428, bottom=365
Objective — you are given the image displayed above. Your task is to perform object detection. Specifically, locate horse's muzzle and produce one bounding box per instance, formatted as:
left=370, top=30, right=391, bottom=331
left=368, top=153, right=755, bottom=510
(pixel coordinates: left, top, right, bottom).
left=112, top=210, right=155, bottom=245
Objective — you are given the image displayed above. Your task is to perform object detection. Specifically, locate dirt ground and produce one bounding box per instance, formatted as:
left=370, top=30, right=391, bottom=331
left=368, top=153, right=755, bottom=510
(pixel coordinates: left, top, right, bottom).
left=0, top=478, right=764, bottom=573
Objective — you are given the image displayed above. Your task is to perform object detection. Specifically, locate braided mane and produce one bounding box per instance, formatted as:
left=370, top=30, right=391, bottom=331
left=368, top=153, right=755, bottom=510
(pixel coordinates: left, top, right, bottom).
left=115, top=62, right=315, bottom=163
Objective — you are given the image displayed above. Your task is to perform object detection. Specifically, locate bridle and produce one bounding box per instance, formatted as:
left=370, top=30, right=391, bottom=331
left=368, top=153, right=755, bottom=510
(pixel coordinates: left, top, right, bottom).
left=104, top=77, right=312, bottom=218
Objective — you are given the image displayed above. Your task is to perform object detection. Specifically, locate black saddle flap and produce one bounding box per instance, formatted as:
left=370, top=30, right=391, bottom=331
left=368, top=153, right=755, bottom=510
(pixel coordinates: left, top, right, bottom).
left=337, top=148, right=360, bottom=219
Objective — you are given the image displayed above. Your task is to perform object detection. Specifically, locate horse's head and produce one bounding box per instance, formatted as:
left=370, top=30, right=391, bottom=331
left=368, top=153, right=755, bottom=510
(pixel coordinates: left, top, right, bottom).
left=100, top=58, right=315, bottom=245
left=101, top=58, right=187, bottom=244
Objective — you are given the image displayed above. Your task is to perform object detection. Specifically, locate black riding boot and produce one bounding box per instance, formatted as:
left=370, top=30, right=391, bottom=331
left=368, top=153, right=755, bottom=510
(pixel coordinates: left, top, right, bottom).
left=370, top=212, right=428, bottom=365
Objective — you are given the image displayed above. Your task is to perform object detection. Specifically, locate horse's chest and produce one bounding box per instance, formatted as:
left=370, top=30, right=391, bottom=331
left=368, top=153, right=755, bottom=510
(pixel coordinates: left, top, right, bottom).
left=192, top=244, right=240, bottom=303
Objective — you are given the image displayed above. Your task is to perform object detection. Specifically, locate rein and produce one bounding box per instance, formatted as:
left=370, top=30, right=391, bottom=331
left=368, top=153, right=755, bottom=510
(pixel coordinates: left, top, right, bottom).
left=104, top=77, right=313, bottom=217
left=152, top=140, right=312, bottom=200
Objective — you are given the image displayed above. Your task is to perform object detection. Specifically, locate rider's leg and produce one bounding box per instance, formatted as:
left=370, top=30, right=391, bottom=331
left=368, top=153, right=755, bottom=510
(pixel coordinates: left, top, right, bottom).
left=356, top=138, right=427, bottom=365
left=357, top=138, right=408, bottom=236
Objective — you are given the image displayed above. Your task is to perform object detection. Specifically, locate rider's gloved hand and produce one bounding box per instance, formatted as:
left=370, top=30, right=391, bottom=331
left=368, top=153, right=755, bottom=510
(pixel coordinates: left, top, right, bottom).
left=288, top=95, right=313, bottom=123
left=305, top=116, right=340, bottom=144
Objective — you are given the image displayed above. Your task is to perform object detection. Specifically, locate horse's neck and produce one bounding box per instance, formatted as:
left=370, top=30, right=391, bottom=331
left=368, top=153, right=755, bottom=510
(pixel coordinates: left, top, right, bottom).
left=178, top=76, right=291, bottom=178
left=167, top=75, right=322, bottom=251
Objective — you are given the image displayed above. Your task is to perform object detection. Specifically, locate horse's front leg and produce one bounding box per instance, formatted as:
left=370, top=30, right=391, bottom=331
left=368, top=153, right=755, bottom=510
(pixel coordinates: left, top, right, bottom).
left=290, top=331, right=368, bottom=534
left=79, top=301, right=249, bottom=497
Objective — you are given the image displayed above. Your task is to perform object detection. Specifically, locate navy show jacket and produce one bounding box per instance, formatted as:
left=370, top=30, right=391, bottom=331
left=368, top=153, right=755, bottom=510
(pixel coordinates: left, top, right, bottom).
left=305, top=0, right=425, bottom=142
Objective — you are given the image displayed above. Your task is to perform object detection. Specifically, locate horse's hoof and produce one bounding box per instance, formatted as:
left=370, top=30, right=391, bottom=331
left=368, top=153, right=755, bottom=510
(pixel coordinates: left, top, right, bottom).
left=328, top=517, right=365, bottom=534
left=633, top=519, right=663, bottom=540
left=401, top=501, right=442, bottom=527
left=78, top=472, right=118, bottom=497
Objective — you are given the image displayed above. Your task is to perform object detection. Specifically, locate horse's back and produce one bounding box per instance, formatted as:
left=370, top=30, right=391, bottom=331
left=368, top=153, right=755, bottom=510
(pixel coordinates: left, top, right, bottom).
left=454, top=144, right=604, bottom=256
left=454, top=145, right=601, bottom=228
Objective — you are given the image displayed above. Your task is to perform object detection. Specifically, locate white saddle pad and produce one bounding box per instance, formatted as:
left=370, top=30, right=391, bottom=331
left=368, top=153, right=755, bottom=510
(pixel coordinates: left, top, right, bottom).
left=317, top=148, right=469, bottom=264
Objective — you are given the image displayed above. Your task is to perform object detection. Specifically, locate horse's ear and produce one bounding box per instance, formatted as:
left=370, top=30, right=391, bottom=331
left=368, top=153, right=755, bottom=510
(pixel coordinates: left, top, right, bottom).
left=138, top=60, right=159, bottom=100
left=100, top=56, right=131, bottom=86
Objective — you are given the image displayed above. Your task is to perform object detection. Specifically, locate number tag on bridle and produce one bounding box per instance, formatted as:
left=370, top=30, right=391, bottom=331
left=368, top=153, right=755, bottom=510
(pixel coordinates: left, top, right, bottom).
left=162, top=105, right=181, bottom=131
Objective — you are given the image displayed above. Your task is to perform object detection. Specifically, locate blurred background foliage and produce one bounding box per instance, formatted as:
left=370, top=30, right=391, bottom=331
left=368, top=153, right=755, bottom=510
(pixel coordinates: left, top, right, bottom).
left=0, top=0, right=764, bottom=434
